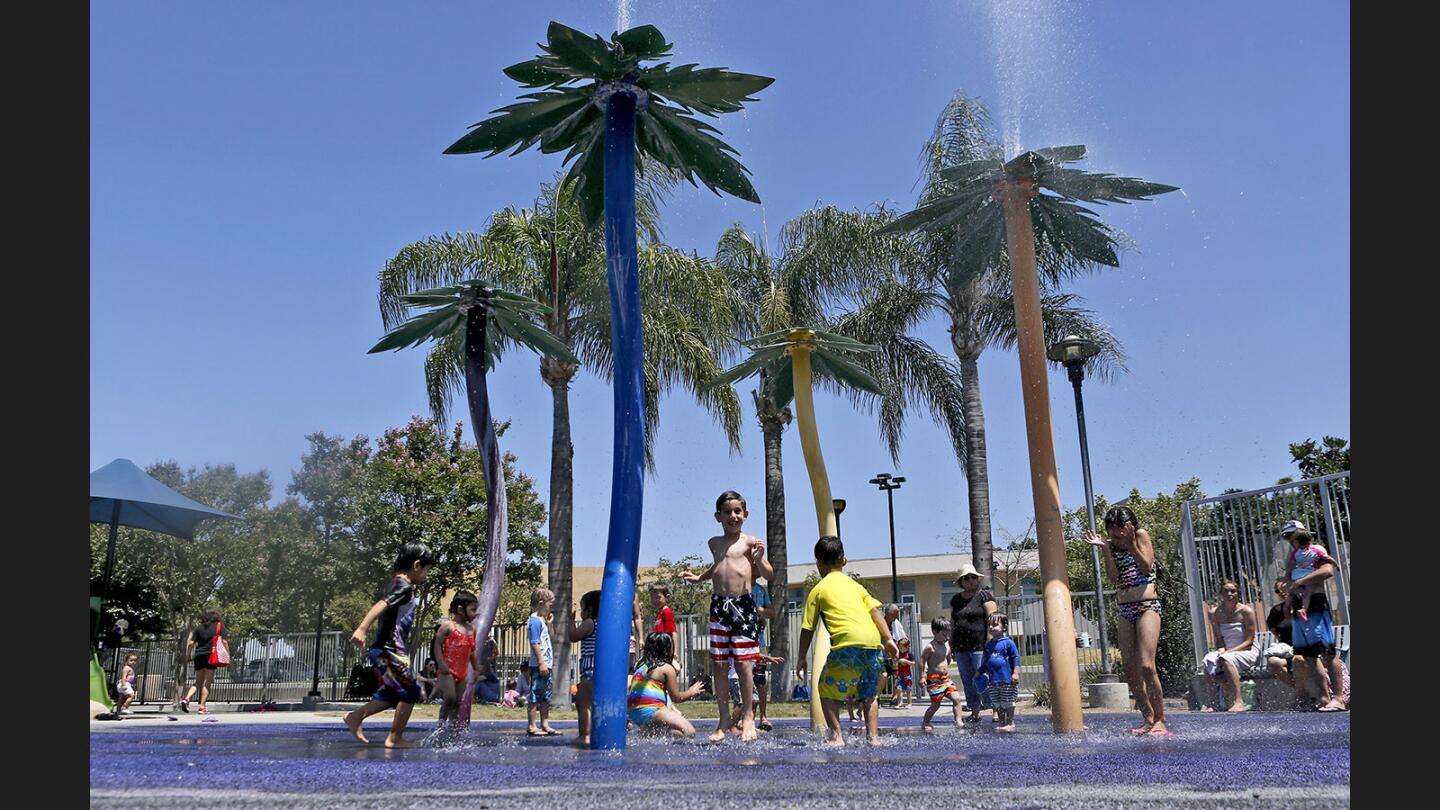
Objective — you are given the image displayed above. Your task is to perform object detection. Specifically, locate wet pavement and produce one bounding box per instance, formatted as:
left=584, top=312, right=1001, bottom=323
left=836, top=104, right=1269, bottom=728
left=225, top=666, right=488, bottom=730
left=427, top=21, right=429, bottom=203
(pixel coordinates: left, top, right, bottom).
left=91, top=712, right=1349, bottom=808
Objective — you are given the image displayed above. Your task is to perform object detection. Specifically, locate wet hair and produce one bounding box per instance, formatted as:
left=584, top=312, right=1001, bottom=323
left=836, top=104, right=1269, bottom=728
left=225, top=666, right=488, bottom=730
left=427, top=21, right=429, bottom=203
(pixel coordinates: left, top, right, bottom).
left=715, top=491, right=747, bottom=512
left=1104, top=506, right=1140, bottom=530
left=815, top=535, right=844, bottom=565
left=393, top=542, right=435, bottom=571
left=580, top=590, right=601, bottom=620
left=449, top=590, right=478, bottom=616
left=530, top=586, right=555, bottom=608
left=640, top=631, right=674, bottom=671
left=1289, top=529, right=1315, bottom=545
left=931, top=616, right=952, bottom=634
left=648, top=582, right=671, bottom=597
left=201, top=608, right=222, bottom=624
left=988, top=613, right=1008, bottom=630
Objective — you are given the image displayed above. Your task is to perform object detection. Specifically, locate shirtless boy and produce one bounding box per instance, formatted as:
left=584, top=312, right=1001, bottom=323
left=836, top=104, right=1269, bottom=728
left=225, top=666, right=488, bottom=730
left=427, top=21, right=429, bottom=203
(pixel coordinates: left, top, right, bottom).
left=920, top=616, right=964, bottom=731
left=681, top=490, right=773, bottom=742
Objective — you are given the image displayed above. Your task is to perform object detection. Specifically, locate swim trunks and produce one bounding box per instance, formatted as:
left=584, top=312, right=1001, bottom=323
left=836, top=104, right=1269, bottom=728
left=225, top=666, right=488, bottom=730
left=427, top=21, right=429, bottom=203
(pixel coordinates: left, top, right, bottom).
left=927, top=671, right=959, bottom=704
left=819, top=645, right=884, bottom=702
left=709, top=593, right=761, bottom=663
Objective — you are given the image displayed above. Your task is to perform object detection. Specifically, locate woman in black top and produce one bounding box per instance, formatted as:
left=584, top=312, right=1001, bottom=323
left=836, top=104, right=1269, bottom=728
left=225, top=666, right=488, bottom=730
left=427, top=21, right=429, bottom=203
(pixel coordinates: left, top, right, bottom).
left=180, top=608, right=223, bottom=714
left=1264, top=578, right=1296, bottom=687
left=947, top=561, right=997, bottom=722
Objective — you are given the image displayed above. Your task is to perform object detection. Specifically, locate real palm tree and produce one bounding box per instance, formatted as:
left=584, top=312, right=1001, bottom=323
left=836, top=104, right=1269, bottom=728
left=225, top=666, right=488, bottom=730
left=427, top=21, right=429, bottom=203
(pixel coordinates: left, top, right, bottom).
left=881, top=97, right=1177, bottom=733
left=710, top=327, right=885, bottom=727
left=369, top=282, right=577, bottom=733
left=442, top=21, right=771, bottom=749
left=376, top=177, right=742, bottom=714
left=713, top=209, right=969, bottom=703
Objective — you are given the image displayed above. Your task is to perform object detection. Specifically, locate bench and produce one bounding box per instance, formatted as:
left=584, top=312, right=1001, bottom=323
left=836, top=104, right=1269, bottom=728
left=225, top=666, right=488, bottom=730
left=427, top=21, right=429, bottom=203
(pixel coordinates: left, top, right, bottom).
left=1189, top=625, right=1350, bottom=710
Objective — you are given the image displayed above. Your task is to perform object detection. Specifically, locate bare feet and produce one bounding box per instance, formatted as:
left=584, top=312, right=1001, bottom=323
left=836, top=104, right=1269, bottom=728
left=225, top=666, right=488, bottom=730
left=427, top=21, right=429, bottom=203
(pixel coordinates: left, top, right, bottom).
left=383, top=735, right=414, bottom=748
left=997, top=723, right=1016, bottom=732
left=1227, top=702, right=1249, bottom=712
left=739, top=721, right=758, bottom=742
left=1200, top=706, right=1216, bottom=713
left=921, top=723, right=935, bottom=733
left=822, top=733, right=846, bottom=748
left=344, top=711, right=369, bottom=744
left=708, top=728, right=728, bottom=743
left=1318, top=699, right=1346, bottom=712
left=1129, top=721, right=1155, bottom=735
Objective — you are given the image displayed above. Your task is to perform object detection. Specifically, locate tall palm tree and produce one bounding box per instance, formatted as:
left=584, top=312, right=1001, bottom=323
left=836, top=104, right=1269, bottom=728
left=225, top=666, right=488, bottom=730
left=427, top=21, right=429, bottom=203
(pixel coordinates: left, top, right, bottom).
left=369, top=282, right=576, bottom=732
left=898, top=93, right=1130, bottom=587
left=713, top=208, right=968, bottom=702
left=710, top=327, right=884, bottom=727
left=377, top=177, right=741, bottom=714
left=442, top=21, right=771, bottom=749
left=881, top=98, right=1177, bottom=733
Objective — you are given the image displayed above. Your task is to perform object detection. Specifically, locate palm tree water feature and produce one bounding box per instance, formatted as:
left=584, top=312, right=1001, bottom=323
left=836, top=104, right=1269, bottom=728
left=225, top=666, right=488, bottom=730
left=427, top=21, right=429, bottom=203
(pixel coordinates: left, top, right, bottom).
left=369, top=283, right=577, bottom=733
left=711, top=328, right=885, bottom=729
left=443, top=21, right=772, bottom=750
left=882, top=146, right=1177, bottom=732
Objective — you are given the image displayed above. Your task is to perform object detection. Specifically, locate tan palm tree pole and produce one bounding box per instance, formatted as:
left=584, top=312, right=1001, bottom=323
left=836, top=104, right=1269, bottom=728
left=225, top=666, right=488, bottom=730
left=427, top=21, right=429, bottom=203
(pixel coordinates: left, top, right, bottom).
left=787, top=332, right=836, bottom=730
left=997, top=178, right=1084, bottom=732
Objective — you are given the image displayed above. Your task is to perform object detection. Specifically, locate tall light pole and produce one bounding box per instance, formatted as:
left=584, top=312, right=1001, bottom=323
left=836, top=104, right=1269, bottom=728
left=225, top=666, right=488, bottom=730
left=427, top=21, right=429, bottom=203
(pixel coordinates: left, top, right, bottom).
left=868, top=474, right=906, bottom=604
left=1047, top=335, right=1116, bottom=682
left=832, top=499, right=847, bottom=541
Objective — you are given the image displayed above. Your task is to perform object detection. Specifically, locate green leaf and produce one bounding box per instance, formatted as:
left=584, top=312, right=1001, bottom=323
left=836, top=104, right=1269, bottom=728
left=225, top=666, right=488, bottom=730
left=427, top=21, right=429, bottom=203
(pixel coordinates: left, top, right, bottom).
left=878, top=184, right=992, bottom=235
left=1031, top=196, right=1120, bottom=267
left=645, top=103, right=760, bottom=203
left=945, top=204, right=1004, bottom=290
left=705, top=345, right=787, bottom=389
left=538, top=101, right=600, bottom=155
left=491, top=310, right=579, bottom=363
left=809, top=329, right=880, bottom=353
left=368, top=306, right=463, bottom=353
left=767, top=356, right=795, bottom=409
left=811, top=348, right=884, bottom=395
left=544, top=21, right=620, bottom=79
left=937, top=158, right=1003, bottom=184
left=399, top=293, right=463, bottom=308
left=614, top=25, right=671, bottom=60
left=444, top=90, right=591, bottom=156
left=638, top=63, right=774, bottom=116
left=502, top=57, right=579, bottom=88
left=1033, top=145, right=1087, bottom=163
left=560, top=127, right=606, bottom=227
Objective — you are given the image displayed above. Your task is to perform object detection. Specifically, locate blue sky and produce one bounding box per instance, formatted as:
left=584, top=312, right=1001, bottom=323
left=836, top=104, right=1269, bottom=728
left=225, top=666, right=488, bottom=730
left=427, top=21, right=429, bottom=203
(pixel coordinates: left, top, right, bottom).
left=90, top=2, right=1349, bottom=568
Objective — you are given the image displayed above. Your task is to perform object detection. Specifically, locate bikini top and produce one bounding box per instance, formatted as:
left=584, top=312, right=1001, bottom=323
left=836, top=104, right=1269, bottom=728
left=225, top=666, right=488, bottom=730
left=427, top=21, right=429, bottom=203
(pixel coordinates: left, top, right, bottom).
left=1112, top=545, right=1155, bottom=590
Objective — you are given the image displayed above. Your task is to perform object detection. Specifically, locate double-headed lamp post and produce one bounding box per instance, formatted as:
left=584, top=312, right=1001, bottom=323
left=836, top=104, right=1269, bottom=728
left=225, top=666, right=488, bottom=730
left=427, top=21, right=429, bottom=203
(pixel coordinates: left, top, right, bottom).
left=1046, top=335, right=1116, bottom=681
left=868, top=474, right=906, bottom=604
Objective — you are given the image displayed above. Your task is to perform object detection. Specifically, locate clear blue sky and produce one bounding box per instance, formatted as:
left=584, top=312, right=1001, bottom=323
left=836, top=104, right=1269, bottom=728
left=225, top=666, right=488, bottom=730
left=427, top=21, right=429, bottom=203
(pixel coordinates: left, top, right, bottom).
left=90, top=2, right=1350, bottom=568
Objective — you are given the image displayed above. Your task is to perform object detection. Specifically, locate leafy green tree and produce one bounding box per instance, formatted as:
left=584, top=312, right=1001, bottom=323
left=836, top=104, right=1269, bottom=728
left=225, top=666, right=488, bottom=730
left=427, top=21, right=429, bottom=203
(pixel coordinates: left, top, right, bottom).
left=287, top=433, right=374, bottom=635
left=1290, top=435, right=1349, bottom=478
left=639, top=555, right=712, bottom=621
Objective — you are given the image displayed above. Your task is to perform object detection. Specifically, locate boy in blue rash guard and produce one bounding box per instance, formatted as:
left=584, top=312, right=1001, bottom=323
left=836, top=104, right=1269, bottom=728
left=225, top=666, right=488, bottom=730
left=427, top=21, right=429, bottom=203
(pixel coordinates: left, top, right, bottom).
left=345, top=543, right=434, bottom=748
left=976, top=614, right=1021, bottom=732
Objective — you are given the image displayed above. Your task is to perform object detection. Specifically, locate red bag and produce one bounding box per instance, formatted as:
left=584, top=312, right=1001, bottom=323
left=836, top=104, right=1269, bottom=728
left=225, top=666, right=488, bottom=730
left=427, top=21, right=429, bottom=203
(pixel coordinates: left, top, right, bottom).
left=208, top=622, right=231, bottom=668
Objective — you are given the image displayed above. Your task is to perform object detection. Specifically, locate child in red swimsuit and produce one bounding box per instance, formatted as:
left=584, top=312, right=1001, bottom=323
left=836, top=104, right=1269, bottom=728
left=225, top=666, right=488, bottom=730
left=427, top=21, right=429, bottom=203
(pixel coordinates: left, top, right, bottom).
left=433, top=590, right=478, bottom=735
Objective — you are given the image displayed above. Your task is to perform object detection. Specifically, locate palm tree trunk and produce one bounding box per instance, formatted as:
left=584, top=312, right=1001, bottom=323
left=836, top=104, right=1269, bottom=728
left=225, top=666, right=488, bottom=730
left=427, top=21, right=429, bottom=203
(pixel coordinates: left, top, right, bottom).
left=592, top=88, right=645, bottom=751
left=957, top=353, right=994, bottom=586
left=755, top=386, right=791, bottom=702
left=456, top=301, right=509, bottom=727
left=788, top=342, right=836, bottom=730
left=949, top=300, right=995, bottom=588
left=544, top=359, right=576, bottom=710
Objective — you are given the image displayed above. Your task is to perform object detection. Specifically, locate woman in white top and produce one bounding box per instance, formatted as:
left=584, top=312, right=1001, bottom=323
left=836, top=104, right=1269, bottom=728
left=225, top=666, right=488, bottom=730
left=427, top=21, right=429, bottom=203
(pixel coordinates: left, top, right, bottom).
left=1202, top=580, right=1259, bottom=712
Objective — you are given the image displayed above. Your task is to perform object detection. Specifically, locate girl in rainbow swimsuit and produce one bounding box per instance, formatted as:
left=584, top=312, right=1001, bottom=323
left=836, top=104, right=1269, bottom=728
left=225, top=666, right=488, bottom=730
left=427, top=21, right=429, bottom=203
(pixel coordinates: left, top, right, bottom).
left=627, top=631, right=705, bottom=737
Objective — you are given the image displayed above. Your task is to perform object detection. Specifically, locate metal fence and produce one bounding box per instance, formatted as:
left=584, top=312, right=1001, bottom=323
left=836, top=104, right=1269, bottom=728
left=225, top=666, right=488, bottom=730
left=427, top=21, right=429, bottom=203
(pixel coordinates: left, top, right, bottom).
left=1180, top=472, right=1351, bottom=670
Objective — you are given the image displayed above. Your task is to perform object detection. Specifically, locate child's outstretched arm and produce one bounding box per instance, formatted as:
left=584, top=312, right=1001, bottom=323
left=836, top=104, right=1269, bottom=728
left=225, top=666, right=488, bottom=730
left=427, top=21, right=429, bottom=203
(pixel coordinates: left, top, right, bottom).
left=661, top=665, right=704, bottom=703
left=432, top=621, right=452, bottom=677
left=568, top=610, right=595, bottom=642
left=869, top=606, right=899, bottom=658
left=351, top=599, right=388, bottom=648
left=679, top=562, right=716, bottom=583
left=795, top=628, right=814, bottom=680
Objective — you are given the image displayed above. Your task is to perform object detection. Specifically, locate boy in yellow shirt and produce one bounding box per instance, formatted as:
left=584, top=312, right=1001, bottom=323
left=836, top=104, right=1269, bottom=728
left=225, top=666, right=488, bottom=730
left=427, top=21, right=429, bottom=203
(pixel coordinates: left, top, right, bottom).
left=795, top=536, right=899, bottom=746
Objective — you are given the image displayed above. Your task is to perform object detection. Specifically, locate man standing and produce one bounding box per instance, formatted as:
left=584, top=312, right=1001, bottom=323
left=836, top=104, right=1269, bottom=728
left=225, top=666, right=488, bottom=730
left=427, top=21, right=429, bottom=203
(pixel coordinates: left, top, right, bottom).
left=882, top=604, right=908, bottom=701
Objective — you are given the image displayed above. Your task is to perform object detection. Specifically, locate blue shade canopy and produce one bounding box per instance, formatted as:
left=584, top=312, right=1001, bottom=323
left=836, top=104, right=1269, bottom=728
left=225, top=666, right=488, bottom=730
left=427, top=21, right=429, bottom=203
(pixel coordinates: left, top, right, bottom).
left=90, top=458, right=239, bottom=540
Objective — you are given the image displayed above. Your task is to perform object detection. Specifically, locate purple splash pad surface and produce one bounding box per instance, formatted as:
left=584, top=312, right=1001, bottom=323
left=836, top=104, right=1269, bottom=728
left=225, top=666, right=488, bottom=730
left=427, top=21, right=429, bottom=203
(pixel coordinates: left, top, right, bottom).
left=91, top=713, right=1348, bottom=796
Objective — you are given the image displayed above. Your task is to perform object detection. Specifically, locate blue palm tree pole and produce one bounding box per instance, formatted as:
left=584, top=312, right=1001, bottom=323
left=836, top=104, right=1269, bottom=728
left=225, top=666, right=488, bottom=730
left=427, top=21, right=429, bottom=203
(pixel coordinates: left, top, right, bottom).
left=591, top=80, right=646, bottom=751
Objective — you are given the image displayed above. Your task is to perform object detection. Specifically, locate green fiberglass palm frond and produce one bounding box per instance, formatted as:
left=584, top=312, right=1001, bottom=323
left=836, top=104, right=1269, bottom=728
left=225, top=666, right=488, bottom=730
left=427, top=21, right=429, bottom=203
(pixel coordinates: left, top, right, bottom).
left=369, top=282, right=578, bottom=370
left=444, top=22, right=773, bottom=226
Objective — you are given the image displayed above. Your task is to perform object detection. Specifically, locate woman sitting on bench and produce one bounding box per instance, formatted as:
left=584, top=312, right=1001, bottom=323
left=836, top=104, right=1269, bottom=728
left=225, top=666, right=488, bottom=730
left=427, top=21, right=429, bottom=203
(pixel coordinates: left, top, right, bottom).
left=1202, top=580, right=1259, bottom=712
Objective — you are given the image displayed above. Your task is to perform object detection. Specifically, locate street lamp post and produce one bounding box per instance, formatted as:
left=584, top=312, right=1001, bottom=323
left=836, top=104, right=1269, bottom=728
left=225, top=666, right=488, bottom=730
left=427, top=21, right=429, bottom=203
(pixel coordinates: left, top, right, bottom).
left=868, top=474, right=906, bottom=604
left=1047, top=335, right=1116, bottom=682
left=832, top=499, right=846, bottom=541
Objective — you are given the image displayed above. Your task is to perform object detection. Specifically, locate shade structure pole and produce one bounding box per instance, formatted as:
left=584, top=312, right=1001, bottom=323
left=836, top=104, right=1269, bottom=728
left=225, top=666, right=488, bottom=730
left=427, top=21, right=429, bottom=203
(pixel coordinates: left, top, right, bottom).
left=998, top=178, right=1084, bottom=733
left=98, top=500, right=121, bottom=647
left=591, top=87, right=645, bottom=751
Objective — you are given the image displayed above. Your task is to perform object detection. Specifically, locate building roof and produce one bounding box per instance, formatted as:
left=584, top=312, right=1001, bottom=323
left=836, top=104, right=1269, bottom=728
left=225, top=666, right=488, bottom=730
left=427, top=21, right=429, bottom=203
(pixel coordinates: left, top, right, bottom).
left=787, top=550, right=1039, bottom=584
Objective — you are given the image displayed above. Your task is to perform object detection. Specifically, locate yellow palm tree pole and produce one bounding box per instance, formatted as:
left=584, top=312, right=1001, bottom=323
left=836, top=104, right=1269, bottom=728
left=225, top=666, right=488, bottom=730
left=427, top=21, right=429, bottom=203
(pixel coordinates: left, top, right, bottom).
left=787, top=329, right=836, bottom=730
left=998, top=179, right=1084, bottom=733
